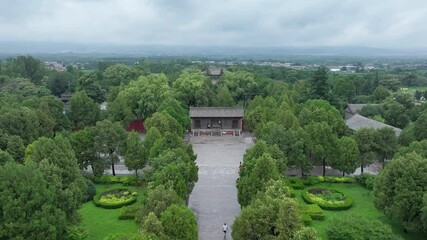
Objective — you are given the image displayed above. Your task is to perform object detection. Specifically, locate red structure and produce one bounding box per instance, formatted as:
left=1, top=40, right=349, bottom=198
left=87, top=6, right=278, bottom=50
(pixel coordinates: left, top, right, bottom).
left=126, top=119, right=145, bottom=132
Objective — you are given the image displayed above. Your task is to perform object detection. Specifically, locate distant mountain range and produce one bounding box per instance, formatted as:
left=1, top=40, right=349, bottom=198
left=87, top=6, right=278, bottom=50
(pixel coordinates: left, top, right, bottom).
left=1, top=41, right=427, bottom=58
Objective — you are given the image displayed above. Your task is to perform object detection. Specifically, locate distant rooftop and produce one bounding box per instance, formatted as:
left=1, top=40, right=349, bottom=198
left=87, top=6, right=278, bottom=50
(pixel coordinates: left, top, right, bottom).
left=346, top=114, right=402, bottom=136
left=189, top=107, right=244, bottom=118
left=346, top=104, right=379, bottom=114
left=206, top=67, right=223, bottom=76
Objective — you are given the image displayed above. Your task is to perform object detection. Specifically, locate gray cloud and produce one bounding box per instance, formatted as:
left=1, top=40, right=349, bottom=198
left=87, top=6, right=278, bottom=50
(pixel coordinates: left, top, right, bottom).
left=0, top=0, right=426, bottom=47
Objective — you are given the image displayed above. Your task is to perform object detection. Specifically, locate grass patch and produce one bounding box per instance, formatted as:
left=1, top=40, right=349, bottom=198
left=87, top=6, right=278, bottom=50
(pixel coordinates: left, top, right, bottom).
left=78, top=184, right=147, bottom=240
left=294, top=183, right=424, bottom=240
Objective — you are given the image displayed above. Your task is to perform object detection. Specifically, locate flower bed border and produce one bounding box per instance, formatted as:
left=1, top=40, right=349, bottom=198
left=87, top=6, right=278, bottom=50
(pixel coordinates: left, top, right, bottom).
left=302, top=188, right=353, bottom=211
left=93, top=188, right=137, bottom=209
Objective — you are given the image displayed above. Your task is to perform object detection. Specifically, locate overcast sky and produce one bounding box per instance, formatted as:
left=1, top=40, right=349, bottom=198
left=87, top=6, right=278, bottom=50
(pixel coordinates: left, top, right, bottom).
left=1, top=0, right=427, bottom=48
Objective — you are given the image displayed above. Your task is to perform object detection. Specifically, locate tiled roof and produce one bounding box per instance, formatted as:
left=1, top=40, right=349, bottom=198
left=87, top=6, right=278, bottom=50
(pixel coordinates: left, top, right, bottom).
left=189, top=107, right=244, bottom=118
left=346, top=114, right=402, bottom=136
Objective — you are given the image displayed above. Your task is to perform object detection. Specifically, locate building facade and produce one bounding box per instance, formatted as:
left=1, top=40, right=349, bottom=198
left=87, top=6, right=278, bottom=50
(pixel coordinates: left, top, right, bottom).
left=189, top=107, right=244, bottom=136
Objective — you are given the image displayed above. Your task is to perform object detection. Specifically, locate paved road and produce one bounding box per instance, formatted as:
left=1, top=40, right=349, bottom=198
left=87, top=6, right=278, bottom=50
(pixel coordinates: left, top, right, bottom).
left=188, top=135, right=253, bottom=240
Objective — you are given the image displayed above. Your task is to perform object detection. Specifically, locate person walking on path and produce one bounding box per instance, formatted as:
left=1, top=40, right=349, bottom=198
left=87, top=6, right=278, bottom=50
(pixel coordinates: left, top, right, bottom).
left=222, top=223, right=228, bottom=239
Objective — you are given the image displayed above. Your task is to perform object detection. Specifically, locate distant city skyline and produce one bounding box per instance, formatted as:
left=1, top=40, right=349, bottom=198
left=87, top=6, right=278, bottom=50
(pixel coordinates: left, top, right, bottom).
left=1, top=0, right=427, bottom=49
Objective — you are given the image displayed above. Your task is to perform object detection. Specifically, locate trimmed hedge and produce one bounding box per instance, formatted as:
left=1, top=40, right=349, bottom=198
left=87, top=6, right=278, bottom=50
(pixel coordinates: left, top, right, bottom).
left=302, top=176, right=355, bottom=186
left=285, top=177, right=305, bottom=190
left=301, top=214, right=312, bottom=226
left=93, top=188, right=137, bottom=209
left=304, top=204, right=325, bottom=220
left=302, top=189, right=353, bottom=211
left=94, top=175, right=141, bottom=186
left=118, top=205, right=140, bottom=220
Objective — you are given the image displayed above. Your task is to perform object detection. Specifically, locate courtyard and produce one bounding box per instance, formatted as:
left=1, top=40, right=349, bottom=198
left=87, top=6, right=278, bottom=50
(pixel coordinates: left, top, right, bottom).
left=188, top=135, right=253, bottom=240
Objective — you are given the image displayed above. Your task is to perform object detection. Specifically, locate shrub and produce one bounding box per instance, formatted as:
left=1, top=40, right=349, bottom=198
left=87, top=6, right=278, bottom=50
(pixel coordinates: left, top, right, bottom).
left=83, top=178, right=96, bottom=202
left=327, top=215, right=403, bottom=240
left=286, top=177, right=305, bottom=190
left=94, top=175, right=141, bottom=186
left=302, top=188, right=353, bottom=210
left=317, top=176, right=355, bottom=184
left=119, top=205, right=141, bottom=220
left=355, top=173, right=376, bottom=190
left=304, top=204, right=325, bottom=220
left=66, top=226, right=88, bottom=240
left=93, top=188, right=137, bottom=209
left=301, top=214, right=312, bottom=226
left=302, top=176, right=320, bottom=186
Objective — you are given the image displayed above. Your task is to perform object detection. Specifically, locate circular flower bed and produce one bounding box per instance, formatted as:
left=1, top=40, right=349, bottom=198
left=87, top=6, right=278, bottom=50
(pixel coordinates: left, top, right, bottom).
left=302, top=188, right=353, bottom=210
left=93, top=188, right=137, bottom=209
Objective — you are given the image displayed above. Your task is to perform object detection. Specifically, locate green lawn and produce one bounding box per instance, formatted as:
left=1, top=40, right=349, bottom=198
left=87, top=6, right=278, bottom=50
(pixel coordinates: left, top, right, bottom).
left=78, top=184, right=147, bottom=240
left=294, top=183, right=424, bottom=240
left=400, top=86, right=427, bottom=93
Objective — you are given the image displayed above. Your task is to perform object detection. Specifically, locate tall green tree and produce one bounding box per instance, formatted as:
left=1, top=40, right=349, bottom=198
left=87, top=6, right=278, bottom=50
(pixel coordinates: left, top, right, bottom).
left=0, top=149, right=13, bottom=165
left=219, top=70, right=257, bottom=103
left=354, top=128, right=377, bottom=174
left=125, top=131, right=146, bottom=176
left=25, top=135, right=85, bottom=223
left=93, top=120, right=127, bottom=176
left=0, top=162, right=67, bottom=239
left=333, top=136, right=359, bottom=176
left=310, top=66, right=329, bottom=99
left=374, top=152, right=427, bottom=232
left=70, top=91, right=100, bottom=129
left=5, top=135, right=25, bottom=163
left=172, top=68, right=211, bottom=107
left=237, top=153, right=280, bottom=206
left=374, top=127, right=398, bottom=167
left=108, top=74, right=172, bottom=123
left=213, top=85, right=235, bottom=107
left=304, top=122, right=337, bottom=176
left=144, top=111, right=183, bottom=136
left=414, top=112, right=427, bottom=141
left=69, top=126, right=107, bottom=176
left=76, top=72, right=106, bottom=103
left=160, top=204, right=198, bottom=240
left=47, top=71, right=74, bottom=97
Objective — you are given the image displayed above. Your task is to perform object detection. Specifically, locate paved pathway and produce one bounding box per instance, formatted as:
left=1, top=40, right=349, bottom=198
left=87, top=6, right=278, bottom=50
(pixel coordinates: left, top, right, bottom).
left=188, top=135, right=253, bottom=240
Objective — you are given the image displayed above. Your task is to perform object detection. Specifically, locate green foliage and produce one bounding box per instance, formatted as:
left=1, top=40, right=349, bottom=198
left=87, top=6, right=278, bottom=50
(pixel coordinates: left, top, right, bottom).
left=172, top=68, right=211, bottom=106
left=286, top=176, right=305, bottom=190
left=136, top=185, right=184, bottom=222
left=118, top=205, right=140, bottom=220
left=70, top=91, right=100, bottom=129
left=0, top=162, right=67, bottom=239
left=414, top=112, right=427, bottom=140
left=293, top=227, right=320, bottom=240
left=374, top=152, right=427, bottom=232
left=302, top=189, right=353, bottom=210
left=103, top=233, right=157, bottom=240
left=144, top=111, right=183, bottom=135
left=160, top=204, right=198, bottom=240
left=25, top=135, right=86, bottom=223
left=301, top=214, right=313, bottom=226
left=327, top=215, right=403, bottom=240
left=93, top=120, right=128, bottom=176
left=310, top=66, right=329, bottom=100
left=232, top=197, right=303, bottom=240
left=355, top=173, right=376, bottom=190
left=93, top=188, right=137, bottom=209
left=219, top=70, right=257, bottom=103
left=332, top=136, right=359, bottom=175
left=94, top=175, right=141, bottom=186
left=141, top=212, right=164, bottom=237
left=48, top=71, right=74, bottom=97
left=237, top=153, right=280, bottom=206
left=108, top=74, right=171, bottom=122
left=84, top=178, right=97, bottom=202
left=124, top=131, right=146, bottom=175
left=157, top=98, right=190, bottom=130
left=0, top=149, right=14, bottom=165
left=302, top=204, right=325, bottom=221
left=354, top=128, right=378, bottom=173
left=213, top=85, right=235, bottom=107
left=76, top=72, right=106, bottom=103
left=66, top=225, right=89, bottom=240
